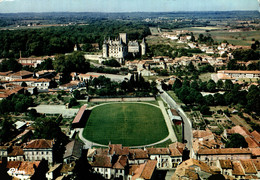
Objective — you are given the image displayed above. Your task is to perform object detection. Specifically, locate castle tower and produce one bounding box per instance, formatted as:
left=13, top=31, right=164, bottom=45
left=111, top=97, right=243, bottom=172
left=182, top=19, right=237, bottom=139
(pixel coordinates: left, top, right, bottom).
left=119, top=33, right=127, bottom=44
left=102, top=41, right=108, bottom=58
left=141, top=38, right=146, bottom=56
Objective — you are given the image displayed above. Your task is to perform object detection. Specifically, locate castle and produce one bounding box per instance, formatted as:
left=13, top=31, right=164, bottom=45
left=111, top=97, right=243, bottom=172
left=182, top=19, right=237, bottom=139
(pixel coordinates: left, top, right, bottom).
left=102, top=33, right=146, bottom=64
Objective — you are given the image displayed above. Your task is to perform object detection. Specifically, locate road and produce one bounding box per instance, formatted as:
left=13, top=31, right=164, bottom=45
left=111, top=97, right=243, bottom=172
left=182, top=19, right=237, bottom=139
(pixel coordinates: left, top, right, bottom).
left=157, top=85, right=194, bottom=158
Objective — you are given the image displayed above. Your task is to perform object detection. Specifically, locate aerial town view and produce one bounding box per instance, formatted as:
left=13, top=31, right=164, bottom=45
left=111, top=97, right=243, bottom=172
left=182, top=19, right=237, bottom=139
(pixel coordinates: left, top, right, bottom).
left=0, top=0, right=260, bottom=179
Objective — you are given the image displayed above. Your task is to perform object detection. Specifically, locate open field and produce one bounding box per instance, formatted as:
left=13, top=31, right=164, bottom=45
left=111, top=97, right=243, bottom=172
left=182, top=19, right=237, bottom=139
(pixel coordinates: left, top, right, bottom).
left=199, top=73, right=213, bottom=82
left=175, top=26, right=260, bottom=46
left=83, top=103, right=168, bottom=146
left=200, top=30, right=260, bottom=46
left=175, top=26, right=226, bottom=33
left=146, top=35, right=187, bottom=48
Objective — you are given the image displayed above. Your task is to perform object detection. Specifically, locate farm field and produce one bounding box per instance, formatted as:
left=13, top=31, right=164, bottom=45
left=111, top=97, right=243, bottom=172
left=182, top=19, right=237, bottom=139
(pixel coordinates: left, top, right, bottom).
left=83, top=103, right=168, bottom=146
left=175, top=26, right=260, bottom=46
left=200, top=30, right=260, bottom=46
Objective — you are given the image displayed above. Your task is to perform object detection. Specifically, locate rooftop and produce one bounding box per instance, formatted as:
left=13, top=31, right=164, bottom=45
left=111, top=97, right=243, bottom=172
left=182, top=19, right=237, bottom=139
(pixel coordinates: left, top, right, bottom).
left=72, top=105, right=87, bottom=124
left=146, top=148, right=170, bottom=155
left=197, top=148, right=251, bottom=155
left=24, top=139, right=54, bottom=149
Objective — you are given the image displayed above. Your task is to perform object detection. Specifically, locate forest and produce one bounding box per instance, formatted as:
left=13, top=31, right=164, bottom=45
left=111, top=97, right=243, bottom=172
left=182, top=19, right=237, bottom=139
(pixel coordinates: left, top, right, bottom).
left=0, top=20, right=150, bottom=59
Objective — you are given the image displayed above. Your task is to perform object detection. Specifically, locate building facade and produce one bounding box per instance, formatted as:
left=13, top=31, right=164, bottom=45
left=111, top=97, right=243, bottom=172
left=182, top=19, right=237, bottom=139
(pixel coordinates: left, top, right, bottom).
left=102, top=33, right=146, bottom=64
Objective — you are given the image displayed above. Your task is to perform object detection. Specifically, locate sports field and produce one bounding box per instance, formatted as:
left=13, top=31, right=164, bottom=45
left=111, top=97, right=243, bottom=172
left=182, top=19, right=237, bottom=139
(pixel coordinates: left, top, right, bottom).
left=83, top=103, right=169, bottom=146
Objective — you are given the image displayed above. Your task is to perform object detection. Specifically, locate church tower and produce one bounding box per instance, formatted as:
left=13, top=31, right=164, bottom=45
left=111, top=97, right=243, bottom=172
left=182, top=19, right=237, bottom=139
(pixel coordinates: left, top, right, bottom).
left=141, top=38, right=146, bottom=56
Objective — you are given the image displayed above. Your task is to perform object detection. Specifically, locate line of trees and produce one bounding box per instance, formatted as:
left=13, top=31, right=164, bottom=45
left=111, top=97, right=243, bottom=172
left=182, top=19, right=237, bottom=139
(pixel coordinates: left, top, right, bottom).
left=86, top=74, right=158, bottom=97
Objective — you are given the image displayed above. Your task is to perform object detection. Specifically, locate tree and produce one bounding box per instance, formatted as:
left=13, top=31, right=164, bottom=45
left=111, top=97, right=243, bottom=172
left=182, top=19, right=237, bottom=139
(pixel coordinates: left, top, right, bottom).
left=21, top=81, right=27, bottom=87
left=190, top=81, right=199, bottom=90
left=73, top=90, right=81, bottom=99
left=102, top=59, right=121, bottom=67
left=226, top=133, right=248, bottom=148
left=172, top=78, right=182, bottom=90
left=33, top=117, right=69, bottom=163
left=200, top=105, right=211, bottom=115
left=214, top=93, right=226, bottom=105
left=216, top=80, right=223, bottom=89
left=246, top=86, right=260, bottom=114
left=36, top=58, right=54, bottom=70
left=69, top=98, right=78, bottom=107
left=0, top=58, right=22, bottom=72
left=53, top=52, right=90, bottom=83
left=0, top=119, right=17, bottom=144
left=205, top=95, right=214, bottom=106
left=206, top=80, right=216, bottom=92
left=224, top=80, right=233, bottom=90
left=72, top=156, right=105, bottom=180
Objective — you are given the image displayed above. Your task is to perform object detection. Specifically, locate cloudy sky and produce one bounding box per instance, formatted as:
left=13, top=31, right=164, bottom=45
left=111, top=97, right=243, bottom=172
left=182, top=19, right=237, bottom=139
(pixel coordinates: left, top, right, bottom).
left=0, top=0, right=259, bottom=13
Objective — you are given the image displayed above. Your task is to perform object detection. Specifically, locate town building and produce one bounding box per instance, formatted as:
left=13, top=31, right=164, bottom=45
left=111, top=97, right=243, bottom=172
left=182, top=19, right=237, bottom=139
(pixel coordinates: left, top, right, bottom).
left=63, top=140, right=83, bottom=164
left=171, top=158, right=215, bottom=180
left=23, top=139, right=55, bottom=164
left=217, top=70, right=260, bottom=82
left=196, top=148, right=252, bottom=166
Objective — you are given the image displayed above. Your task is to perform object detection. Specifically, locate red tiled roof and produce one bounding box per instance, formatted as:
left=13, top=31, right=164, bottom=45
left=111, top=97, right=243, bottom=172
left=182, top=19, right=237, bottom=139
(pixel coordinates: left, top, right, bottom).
left=244, top=136, right=259, bottom=148
left=0, top=71, right=13, bottom=76
left=232, top=161, right=245, bottom=176
left=240, top=160, right=257, bottom=174
left=10, top=70, right=33, bottom=77
left=91, top=155, right=112, bottom=168
left=218, top=70, right=260, bottom=74
left=169, top=148, right=183, bottom=157
left=129, top=149, right=149, bottom=159
left=24, top=139, right=54, bottom=149
left=251, top=159, right=260, bottom=171
left=219, top=160, right=232, bottom=169
left=18, top=161, right=40, bottom=175
left=8, top=146, right=24, bottom=157
left=6, top=161, right=21, bottom=169
left=140, top=160, right=157, bottom=179
left=147, top=148, right=170, bottom=155
left=11, top=78, right=51, bottom=82
left=113, top=155, right=128, bottom=169
left=197, top=148, right=251, bottom=155
left=250, top=148, right=260, bottom=157
left=109, top=144, right=129, bottom=156
left=72, top=105, right=87, bottom=124
left=193, top=129, right=214, bottom=139
left=228, top=125, right=251, bottom=137
left=251, top=131, right=260, bottom=143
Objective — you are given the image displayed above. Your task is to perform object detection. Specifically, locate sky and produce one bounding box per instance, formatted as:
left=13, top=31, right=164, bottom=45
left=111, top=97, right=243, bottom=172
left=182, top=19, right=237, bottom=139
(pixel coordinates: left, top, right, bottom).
left=0, top=0, right=259, bottom=13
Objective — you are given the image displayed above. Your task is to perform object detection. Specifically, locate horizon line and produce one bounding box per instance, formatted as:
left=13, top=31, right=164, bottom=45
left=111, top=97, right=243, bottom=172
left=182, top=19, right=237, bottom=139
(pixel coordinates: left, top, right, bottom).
left=0, top=10, right=259, bottom=14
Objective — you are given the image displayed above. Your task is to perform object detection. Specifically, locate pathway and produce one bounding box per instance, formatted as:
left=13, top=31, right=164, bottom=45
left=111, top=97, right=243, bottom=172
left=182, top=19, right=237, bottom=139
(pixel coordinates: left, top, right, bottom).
left=158, top=101, right=177, bottom=142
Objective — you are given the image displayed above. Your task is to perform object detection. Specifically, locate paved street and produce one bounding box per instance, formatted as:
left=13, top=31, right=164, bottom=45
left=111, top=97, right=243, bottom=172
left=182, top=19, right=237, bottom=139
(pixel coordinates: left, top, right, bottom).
left=158, top=85, right=194, bottom=158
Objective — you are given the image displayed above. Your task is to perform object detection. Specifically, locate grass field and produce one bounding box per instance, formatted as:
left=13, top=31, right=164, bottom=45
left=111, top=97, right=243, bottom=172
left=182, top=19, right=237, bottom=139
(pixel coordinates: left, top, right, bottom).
left=167, top=91, right=183, bottom=105
left=199, top=30, right=260, bottom=46
left=83, top=103, right=168, bottom=146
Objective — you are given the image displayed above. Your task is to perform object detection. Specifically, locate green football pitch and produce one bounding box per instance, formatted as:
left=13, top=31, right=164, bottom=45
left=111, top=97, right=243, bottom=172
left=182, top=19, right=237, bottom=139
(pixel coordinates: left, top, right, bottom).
left=83, top=103, right=169, bottom=146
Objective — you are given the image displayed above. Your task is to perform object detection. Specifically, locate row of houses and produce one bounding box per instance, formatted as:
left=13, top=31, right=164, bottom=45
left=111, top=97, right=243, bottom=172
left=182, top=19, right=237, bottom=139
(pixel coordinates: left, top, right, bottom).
left=87, top=143, right=185, bottom=179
